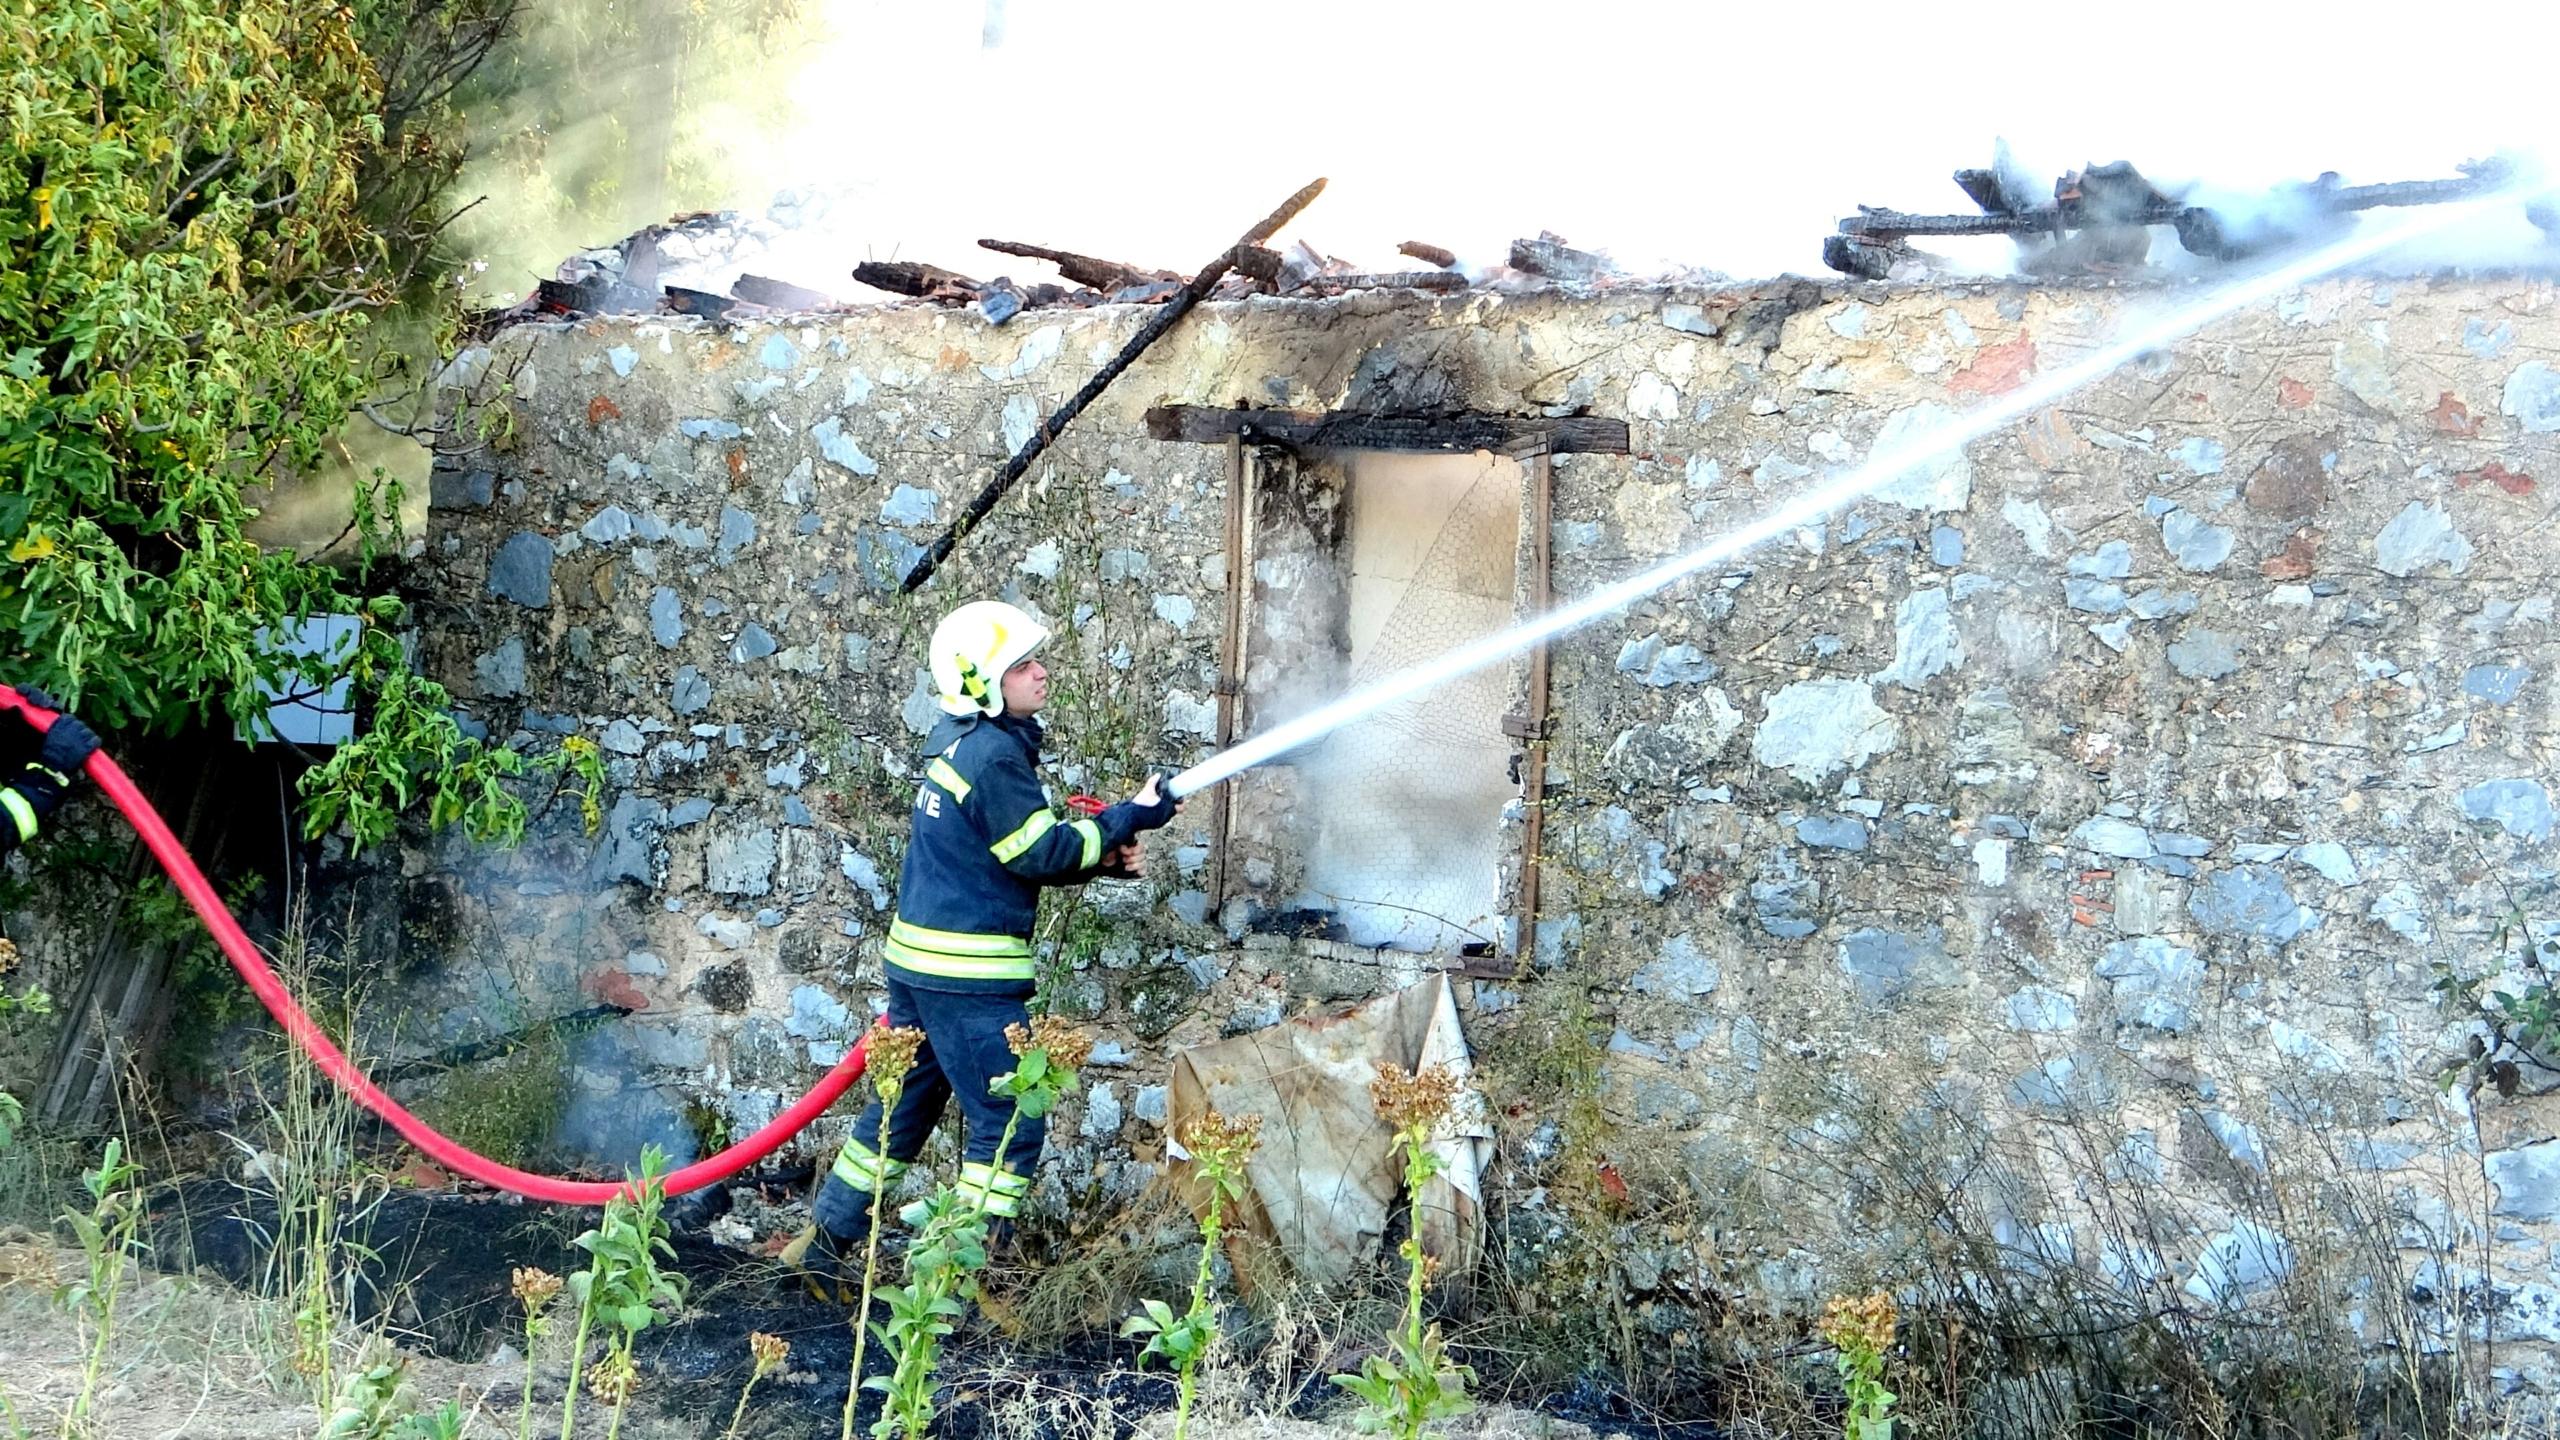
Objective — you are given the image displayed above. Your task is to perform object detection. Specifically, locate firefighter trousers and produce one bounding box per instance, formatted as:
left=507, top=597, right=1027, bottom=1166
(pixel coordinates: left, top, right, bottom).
left=813, top=973, right=1042, bottom=1239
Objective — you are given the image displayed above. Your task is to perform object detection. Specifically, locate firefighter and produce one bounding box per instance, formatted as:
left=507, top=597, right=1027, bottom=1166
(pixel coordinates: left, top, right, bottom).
left=788, top=600, right=1179, bottom=1297
left=2, top=689, right=100, bottom=856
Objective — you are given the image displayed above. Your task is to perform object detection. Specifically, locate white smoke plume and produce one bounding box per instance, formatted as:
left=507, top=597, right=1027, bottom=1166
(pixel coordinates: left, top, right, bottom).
left=454, top=0, right=2556, bottom=295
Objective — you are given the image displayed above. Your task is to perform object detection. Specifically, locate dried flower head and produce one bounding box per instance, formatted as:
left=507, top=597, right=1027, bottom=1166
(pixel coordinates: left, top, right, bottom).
left=511, top=1266, right=563, bottom=1310
left=1177, top=1109, right=1264, bottom=1167
left=590, top=1349, right=639, bottom=1405
left=1369, top=1063, right=1460, bottom=1134
left=869, top=1025, right=925, bottom=1093
left=749, top=1330, right=789, bottom=1376
left=1817, top=1291, right=1898, bottom=1356
left=1005, top=1014, right=1095, bottom=1072
left=0, top=935, right=19, bottom=975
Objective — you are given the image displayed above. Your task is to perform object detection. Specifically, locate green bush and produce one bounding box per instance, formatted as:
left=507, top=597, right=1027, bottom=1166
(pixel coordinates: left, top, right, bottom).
left=0, top=0, right=521, bottom=850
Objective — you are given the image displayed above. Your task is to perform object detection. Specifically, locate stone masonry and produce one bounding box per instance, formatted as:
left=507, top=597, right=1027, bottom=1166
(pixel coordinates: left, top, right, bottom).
left=378, top=273, right=2559, bottom=1405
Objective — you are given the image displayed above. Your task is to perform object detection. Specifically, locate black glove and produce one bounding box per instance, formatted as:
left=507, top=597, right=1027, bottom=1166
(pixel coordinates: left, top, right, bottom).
left=31, top=708, right=99, bottom=776
left=1121, top=774, right=1177, bottom=833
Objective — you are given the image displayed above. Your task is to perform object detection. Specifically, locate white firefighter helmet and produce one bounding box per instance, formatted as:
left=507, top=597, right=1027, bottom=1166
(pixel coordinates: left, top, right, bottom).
left=929, top=600, right=1049, bottom=717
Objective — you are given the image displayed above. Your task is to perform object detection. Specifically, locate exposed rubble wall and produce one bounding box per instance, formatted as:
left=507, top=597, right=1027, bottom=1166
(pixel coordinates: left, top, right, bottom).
left=372, top=273, right=2560, bottom=1402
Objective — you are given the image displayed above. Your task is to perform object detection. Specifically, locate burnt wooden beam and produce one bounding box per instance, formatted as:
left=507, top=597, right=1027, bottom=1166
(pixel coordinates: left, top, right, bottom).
left=1508, top=235, right=1611, bottom=282
left=732, top=273, right=843, bottom=310
left=1231, top=244, right=1284, bottom=284
left=899, top=177, right=1330, bottom=594
left=664, top=286, right=745, bottom=323
left=1144, top=405, right=1629, bottom=456
left=976, top=238, right=1178, bottom=294
left=1398, top=240, right=1459, bottom=269
left=852, top=259, right=983, bottom=298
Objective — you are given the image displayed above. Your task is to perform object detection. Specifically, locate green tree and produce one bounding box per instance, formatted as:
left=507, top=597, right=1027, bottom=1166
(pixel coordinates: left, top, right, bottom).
left=0, top=0, right=529, bottom=850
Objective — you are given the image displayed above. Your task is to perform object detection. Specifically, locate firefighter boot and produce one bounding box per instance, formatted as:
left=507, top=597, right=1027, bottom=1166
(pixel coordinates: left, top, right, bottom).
left=778, top=1222, right=862, bottom=1305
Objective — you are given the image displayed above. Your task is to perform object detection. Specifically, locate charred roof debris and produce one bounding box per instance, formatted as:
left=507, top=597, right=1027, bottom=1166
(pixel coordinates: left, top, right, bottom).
left=476, top=153, right=2558, bottom=338
left=1825, top=154, right=2556, bottom=280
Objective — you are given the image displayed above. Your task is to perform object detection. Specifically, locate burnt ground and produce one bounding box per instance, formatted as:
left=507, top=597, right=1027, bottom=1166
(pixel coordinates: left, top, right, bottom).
left=142, top=1181, right=1723, bottom=1440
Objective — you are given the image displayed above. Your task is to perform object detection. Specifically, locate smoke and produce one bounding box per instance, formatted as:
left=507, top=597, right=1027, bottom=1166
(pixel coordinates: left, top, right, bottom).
left=444, top=0, right=2554, bottom=295
left=450, top=0, right=839, bottom=304
left=1306, top=455, right=1520, bottom=952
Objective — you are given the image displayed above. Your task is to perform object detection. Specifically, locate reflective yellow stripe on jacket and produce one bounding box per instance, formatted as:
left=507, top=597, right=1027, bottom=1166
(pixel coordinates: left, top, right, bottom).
left=925, top=757, right=971, bottom=802
left=883, top=917, right=1035, bottom=982
left=990, top=809, right=1055, bottom=863
left=0, top=789, right=36, bottom=844
left=990, top=810, right=1103, bottom=868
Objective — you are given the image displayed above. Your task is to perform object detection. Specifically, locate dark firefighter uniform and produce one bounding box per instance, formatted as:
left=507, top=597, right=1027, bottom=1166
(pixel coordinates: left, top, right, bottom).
left=2, top=690, right=99, bottom=856
left=809, top=708, right=1174, bottom=1246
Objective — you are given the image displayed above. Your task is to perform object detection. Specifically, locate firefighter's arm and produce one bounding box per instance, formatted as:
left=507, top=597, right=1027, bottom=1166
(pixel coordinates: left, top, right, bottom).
left=1, top=699, right=98, bottom=852
left=0, top=767, right=64, bottom=852
left=975, top=752, right=1127, bottom=884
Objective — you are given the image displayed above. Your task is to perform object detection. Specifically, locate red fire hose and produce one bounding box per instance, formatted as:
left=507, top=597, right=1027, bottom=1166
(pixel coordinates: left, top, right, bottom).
left=0, top=684, right=870, bottom=1205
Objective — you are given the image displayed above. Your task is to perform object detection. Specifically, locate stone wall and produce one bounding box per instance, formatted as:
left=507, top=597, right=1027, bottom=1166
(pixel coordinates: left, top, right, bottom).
left=375, top=272, right=2559, bottom=1404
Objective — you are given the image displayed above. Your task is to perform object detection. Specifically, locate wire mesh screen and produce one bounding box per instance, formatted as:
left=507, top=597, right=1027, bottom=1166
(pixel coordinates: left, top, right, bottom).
left=1294, top=451, right=1523, bottom=951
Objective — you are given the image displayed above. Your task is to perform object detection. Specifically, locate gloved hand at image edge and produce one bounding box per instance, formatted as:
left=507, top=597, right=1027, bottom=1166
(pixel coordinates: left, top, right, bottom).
left=1098, top=771, right=1179, bottom=838
left=7, top=686, right=100, bottom=775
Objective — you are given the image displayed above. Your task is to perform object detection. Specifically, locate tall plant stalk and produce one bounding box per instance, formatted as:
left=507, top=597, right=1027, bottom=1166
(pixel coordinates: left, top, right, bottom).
left=841, top=1027, right=924, bottom=1440
left=1124, top=1110, right=1263, bottom=1440
left=869, top=1019, right=1090, bottom=1440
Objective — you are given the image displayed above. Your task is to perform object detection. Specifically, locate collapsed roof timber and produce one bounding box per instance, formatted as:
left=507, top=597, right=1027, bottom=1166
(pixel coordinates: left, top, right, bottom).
left=478, top=154, right=2560, bottom=335
left=1825, top=155, right=2560, bottom=280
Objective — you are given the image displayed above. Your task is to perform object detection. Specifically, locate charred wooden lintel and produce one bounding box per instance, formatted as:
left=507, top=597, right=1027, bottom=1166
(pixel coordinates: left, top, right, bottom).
left=977, top=238, right=1178, bottom=294
left=1398, top=240, right=1459, bottom=269
left=852, top=260, right=983, bottom=298
left=1145, top=405, right=1629, bottom=456
left=732, top=273, right=844, bottom=310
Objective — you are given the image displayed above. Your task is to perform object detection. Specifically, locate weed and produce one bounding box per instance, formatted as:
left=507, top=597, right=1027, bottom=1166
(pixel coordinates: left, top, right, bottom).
left=1331, top=1064, right=1474, bottom=1440
left=1031, top=896, right=1111, bottom=1016
left=234, top=907, right=392, bottom=1410
left=317, top=1347, right=441, bottom=1439
left=0, top=934, right=51, bottom=1035
left=54, top=1137, right=144, bottom=1437
left=413, top=1033, right=569, bottom=1170
left=1818, top=1292, right=1898, bottom=1440
left=870, top=1018, right=1089, bottom=1440
left=509, top=1267, right=563, bottom=1440
left=410, top=984, right=572, bottom=1171
left=532, top=736, right=607, bottom=837
left=392, top=1401, right=467, bottom=1440
left=843, top=1025, right=925, bottom=1440
left=2431, top=897, right=2560, bottom=1099
left=559, top=1147, right=685, bottom=1440
left=1123, top=1109, right=1261, bottom=1440
left=725, top=1331, right=790, bottom=1440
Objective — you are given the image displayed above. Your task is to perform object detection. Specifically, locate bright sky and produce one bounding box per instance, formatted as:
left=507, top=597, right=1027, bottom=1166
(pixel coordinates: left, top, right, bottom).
left=743, top=0, right=2555, bottom=284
